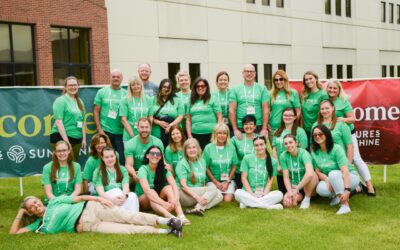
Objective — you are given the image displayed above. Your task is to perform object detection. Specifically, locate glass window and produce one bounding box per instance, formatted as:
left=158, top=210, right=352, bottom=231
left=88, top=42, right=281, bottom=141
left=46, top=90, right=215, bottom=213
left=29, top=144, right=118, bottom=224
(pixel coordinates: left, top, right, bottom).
left=345, top=0, right=351, bottom=17
left=278, top=64, right=286, bottom=72
left=246, top=0, right=255, bottom=3
left=276, top=0, right=284, bottom=8
left=336, top=0, right=341, bottom=16
left=346, top=65, right=353, bottom=79
left=337, top=65, right=343, bottom=79
left=0, top=23, right=36, bottom=86
left=389, top=65, right=394, bottom=77
left=326, top=64, right=333, bottom=79
left=382, top=65, right=387, bottom=77
left=168, top=63, right=180, bottom=87
left=325, top=0, right=332, bottom=15
left=252, top=63, right=258, bottom=82
left=397, top=5, right=400, bottom=24
left=389, top=3, right=394, bottom=23
left=51, top=26, right=91, bottom=85
left=381, top=2, right=386, bottom=23
left=264, top=64, right=272, bottom=89
left=262, top=0, right=270, bottom=6
left=189, top=63, right=201, bottom=82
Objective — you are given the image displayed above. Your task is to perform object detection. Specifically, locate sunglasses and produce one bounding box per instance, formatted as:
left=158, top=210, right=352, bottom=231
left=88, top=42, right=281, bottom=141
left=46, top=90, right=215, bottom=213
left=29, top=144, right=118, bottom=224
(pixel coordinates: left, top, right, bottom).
left=196, top=84, right=207, bottom=89
left=149, top=151, right=162, bottom=157
left=274, top=78, right=284, bottom=83
left=312, top=132, right=325, bottom=138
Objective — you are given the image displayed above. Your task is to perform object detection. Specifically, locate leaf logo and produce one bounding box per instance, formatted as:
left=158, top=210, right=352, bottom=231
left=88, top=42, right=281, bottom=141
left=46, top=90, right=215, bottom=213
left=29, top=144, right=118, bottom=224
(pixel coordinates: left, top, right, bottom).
left=7, top=145, right=26, bottom=164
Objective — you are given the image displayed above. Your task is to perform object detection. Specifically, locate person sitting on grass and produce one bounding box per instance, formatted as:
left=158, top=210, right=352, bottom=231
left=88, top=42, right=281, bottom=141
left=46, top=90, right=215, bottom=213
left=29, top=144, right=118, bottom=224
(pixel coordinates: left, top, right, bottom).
left=9, top=195, right=184, bottom=237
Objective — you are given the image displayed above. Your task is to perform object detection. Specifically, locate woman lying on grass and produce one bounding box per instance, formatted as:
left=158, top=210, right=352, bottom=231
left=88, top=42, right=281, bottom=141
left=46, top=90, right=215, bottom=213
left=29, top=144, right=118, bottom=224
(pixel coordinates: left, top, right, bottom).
left=9, top=195, right=183, bottom=237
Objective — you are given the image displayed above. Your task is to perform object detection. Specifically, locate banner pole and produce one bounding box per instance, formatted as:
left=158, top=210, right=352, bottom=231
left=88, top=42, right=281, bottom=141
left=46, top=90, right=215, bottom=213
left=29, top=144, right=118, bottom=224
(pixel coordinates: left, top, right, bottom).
left=383, top=165, right=387, bottom=183
left=19, top=177, right=24, bottom=196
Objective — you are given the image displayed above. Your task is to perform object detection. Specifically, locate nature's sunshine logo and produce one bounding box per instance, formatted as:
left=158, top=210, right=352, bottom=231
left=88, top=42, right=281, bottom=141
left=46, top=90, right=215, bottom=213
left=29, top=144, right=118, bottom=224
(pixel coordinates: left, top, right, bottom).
left=7, top=145, right=26, bottom=164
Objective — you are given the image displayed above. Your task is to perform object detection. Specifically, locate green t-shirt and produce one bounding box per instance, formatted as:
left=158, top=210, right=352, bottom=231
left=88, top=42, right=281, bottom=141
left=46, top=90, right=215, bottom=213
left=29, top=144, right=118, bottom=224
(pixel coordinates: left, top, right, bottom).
left=212, top=90, right=230, bottom=123
left=301, top=90, right=329, bottom=132
left=188, top=96, right=221, bottom=134
left=94, top=86, right=127, bottom=134
left=279, top=148, right=312, bottom=186
left=165, top=145, right=184, bottom=171
left=332, top=97, right=355, bottom=131
left=311, top=144, right=356, bottom=175
left=42, top=161, right=82, bottom=197
left=203, top=142, right=239, bottom=182
left=25, top=196, right=85, bottom=234
left=120, top=95, right=153, bottom=141
left=176, top=91, right=191, bottom=129
left=151, top=96, right=184, bottom=138
left=51, top=95, right=85, bottom=139
left=93, top=166, right=129, bottom=192
left=272, top=127, right=308, bottom=161
left=311, top=121, right=352, bottom=153
left=229, top=83, right=270, bottom=128
left=231, top=134, right=256, bottom=173
left=83, top=152, right=120, bottom=182
left=175, top=158, right=207, bottom=188
left=135, top=164, right=172, bottom=197
left=240, top=154, right=278, bottom=192
left=124, top=135, right=164, bottom=170
left=269, top=89, right=300, bottom=131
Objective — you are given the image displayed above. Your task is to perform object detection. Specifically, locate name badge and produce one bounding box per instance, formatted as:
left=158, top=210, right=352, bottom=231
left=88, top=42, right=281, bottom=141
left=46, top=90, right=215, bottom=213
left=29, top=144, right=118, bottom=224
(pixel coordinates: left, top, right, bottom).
left=246, top=106, right=255, bottom=115
left=108, top=110, right=117, bottom=119
left=77, top=121, right=83, bottom=128
left=134, top=122, right=138, bottom=129
left=254, top=187, right=264, bottom=198
left=220, top=173, right=229, bottom=181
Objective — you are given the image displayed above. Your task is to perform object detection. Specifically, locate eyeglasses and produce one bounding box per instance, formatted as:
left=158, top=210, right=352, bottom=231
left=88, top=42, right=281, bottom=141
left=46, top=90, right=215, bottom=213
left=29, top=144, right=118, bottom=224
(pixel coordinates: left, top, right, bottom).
left=149, top=151, right=162, bottom=157
left=56, top=149, right=69, bottom=153
left=243, top=70, right=255, bottom=73
left=196, top=84, right=207, bottom=89
left=274, top=78, right=284, bottom=83
left=312, top=132, right=325, bottom=139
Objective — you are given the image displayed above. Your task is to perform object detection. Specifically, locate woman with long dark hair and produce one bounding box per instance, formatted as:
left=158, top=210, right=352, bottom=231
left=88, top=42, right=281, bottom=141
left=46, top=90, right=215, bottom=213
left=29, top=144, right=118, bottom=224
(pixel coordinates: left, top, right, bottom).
left=136, top=146, right=189, bottom=225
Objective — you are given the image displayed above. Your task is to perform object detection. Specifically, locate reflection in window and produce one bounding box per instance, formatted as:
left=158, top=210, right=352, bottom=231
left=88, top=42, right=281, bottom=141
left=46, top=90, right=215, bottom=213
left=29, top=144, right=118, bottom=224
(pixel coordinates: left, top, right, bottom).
left=0, top=23, right=36, bottom=86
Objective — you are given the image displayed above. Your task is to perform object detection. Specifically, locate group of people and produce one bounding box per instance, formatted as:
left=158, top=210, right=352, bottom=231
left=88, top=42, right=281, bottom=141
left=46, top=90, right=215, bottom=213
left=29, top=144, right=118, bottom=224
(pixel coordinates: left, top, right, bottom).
left=11, top=63, right=376, bottom=237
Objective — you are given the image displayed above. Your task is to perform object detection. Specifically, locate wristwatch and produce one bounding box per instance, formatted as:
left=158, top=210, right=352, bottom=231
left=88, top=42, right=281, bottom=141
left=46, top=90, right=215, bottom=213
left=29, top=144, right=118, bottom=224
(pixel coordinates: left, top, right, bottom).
left=344, top=187, right=351, bottom=192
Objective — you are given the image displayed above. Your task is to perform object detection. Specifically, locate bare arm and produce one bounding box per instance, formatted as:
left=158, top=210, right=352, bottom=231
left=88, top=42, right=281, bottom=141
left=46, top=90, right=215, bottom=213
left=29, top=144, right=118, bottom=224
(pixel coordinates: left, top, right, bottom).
left=121, top=116, right=134, bottom=138
left=55, top=119, right=69, bottom=142
left=44, top=185, right=56, bottom=201
left=264, top=177, right=273, bottom=194
left=186, top=114, right=193, bottom=138
left=93, top=105, right=104, bottom=135
left=71, top=183, right=82, bottom=197
left=229, top=102, right=241, bottom=139
left=241, top=172, right=253, bottom=194
left=346, top=143, right=354, bottom=164
left=140, top=178, right=169, bottom=206
left=125, top=156, right=139, bottom=182
left=260, top=102, right=270, bottom=136
left=9, top=209, right=31, bottom=234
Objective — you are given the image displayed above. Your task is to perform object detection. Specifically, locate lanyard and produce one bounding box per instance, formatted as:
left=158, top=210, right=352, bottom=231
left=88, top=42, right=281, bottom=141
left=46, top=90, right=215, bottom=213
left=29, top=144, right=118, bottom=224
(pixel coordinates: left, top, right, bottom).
left=216, top=145, right=230, bottom=175
left=108, top=87, right=122, bottom=111
left=132, top=97, right=144, bottom=119
left=290, top=153, right=301, bottom=184
left=243, top=135, right=255, bottom=155
left=56, top=168, right=69, bottom=195
left=243, top=84, right=255, bottom=108
left=218, top=91, right=228, bottom=113
left=255, top=157, right=266, bottom=189
left=106, top=168, right=117, bottom=189
left=191, top=160, right=205, bottom=186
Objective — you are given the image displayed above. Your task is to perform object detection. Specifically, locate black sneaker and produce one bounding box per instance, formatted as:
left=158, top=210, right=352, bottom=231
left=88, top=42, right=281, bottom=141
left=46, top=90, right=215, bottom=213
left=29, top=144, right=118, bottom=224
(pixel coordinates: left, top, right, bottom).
left=185, top=208, right=205, bottom=217
left=169, top=228, right=183, bottom=238
left=167, top=217, right=182, bottom=230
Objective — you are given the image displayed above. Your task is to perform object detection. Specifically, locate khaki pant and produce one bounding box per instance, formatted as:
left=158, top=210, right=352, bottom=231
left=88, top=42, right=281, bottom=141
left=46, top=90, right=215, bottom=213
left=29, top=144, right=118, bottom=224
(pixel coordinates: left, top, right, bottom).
left=81, top=201, right=158, bottom=234
left=179, top=186, right=223, bottom=210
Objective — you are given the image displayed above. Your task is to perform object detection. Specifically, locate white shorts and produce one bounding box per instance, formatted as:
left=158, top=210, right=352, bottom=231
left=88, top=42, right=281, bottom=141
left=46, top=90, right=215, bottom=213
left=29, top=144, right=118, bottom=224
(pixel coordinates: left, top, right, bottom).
left=206, top=181, right=236, bottom=194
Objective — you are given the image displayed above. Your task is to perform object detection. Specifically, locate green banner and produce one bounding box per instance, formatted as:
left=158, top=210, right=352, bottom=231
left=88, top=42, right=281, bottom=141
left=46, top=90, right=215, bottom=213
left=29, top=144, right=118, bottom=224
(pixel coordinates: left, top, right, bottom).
left=0, top=87, right=100, bottom=177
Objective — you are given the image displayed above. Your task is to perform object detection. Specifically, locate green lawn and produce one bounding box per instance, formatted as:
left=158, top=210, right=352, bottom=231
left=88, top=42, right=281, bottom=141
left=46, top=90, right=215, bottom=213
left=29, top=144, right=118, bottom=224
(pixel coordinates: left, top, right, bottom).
left=1, top=165, right=399, bottom=250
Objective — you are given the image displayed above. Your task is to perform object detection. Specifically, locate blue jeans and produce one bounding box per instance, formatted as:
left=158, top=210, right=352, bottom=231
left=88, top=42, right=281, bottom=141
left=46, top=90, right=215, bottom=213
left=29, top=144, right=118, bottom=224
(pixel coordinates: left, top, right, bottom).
left=105, top=131, right=125, bottom=165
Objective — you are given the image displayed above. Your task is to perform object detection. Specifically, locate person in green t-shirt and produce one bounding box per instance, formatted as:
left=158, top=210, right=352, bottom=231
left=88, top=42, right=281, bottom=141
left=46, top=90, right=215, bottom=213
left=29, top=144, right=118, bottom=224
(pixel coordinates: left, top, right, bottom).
left=136, top=146, right=190, bottom=225
left=204, top=123, right=239, bottom=202
left=165, top=126, right=187, bottom=174
left=234, top=136, right=283, bottom=210
left=269, top=70, right=301, bottom=133
left=300, top=71, right=329, bottom=143
left=311, top=125, right=360, bottom=215
left=325, top=79, right=375, bottom=196
left=176, top=138, right=223, bottom=216
left=42, top=141, right=82, bottom=202
left=212, top=71, right=231, bottom=127
left=152, top=79, right=184, bottom=147
left=94, top=69, right=127, bottom=165
left=272, top=108, right=308, bottom=193
left=83, top=133, right=113, bottom=194
left=231, top=115, right=257, bottom=189
left=280, top=135, right=318, bottom=209
left=175, top=70, right=191, bottom=131
left=50, top=76, right=86, bottom=161
left=187, top=77, right=222, bottom=150
left=120, top=76, right=153, bottom=142
left=93, top=147, right=139, bottom=212
left=10, top=195, right=184, bottom=237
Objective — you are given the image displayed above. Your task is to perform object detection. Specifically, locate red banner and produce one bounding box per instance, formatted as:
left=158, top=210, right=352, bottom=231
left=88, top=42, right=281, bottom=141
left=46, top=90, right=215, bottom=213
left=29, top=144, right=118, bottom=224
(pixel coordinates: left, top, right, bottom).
left=291, top=79, right=400, bottom=165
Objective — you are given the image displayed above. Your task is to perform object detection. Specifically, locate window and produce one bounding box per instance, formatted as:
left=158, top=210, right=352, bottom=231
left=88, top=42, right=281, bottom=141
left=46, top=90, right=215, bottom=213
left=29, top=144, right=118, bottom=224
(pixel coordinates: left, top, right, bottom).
left=264, top=64, right=272, bottom=89
left=389, top=65, right=395, bottom=77
left=397, top=5, right=400, bottom=24
left=262, top=0, right=270, bottom=6
left=326, top=65, right=333, bottom=79
left=325, top=0, right=332, bottom=14
left=382, top=65, right=387, bottom=77
left=346, top=65, right=353, bottom=79
left=252, top=64, right=258, bottom=82
left=389, top=3, right=394, bottom=23
left=337, top=65, right=343, bottom=79
left=345, top=0, right=351, bottom=17
left=336, top=0, right=341, bottom=16
left=397, top=65, right=400, bottom=77
left=246, top=0, right=255, bottom=3
left=381, top=2, right=386, bottom=22
left=189, top=63, right=201, bottom=82
left=51, top=27, right=90, bottom=85
left=278, top=64, right=286, bottom=72
left=0, top=23, right=36, bottom=86
left=276, top=0, right=284, bottom=8
left=168, top=63, right=180, bottom=86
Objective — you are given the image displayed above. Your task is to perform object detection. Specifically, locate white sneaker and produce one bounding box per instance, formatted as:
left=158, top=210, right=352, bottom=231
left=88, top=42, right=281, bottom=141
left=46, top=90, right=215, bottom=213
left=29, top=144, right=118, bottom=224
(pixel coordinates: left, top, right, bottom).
left=299, top=199, right=310, bottom=209
left=336, top=205, right=351, bottom=215
left=266, top=204, right=283, bottom=210
left=330, top=196, right=340, bottom=206
left=239, top=203, right=247, bottom=209
left=180, top=216, right=191, bottom=226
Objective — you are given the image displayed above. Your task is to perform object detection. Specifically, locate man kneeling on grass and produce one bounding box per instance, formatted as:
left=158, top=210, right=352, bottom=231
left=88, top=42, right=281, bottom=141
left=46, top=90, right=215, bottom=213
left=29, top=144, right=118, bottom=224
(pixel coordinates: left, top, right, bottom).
left=10, top=195, right=183, bottom=237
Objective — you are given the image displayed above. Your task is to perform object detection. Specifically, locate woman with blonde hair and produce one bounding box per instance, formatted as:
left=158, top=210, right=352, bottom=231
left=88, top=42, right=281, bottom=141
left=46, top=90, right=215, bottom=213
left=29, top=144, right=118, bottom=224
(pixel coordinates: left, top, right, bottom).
left=175, top=70, right=191, bottom=131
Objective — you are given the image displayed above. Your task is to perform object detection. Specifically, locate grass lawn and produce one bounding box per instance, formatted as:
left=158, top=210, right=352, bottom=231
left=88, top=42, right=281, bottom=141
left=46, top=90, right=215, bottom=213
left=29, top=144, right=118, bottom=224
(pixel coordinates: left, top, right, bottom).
left=0, top=165, right=399, bottom=250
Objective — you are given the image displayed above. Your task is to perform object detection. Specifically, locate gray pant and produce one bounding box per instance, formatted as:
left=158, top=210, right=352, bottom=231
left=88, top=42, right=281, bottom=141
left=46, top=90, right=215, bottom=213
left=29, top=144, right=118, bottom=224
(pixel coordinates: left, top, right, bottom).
left=316, top=170, right=360, bottom=197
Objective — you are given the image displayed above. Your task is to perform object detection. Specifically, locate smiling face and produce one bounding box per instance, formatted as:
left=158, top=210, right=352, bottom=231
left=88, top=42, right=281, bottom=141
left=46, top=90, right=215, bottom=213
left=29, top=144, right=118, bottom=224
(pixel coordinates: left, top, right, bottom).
left=312, top=128, right=326, bottom=145
left=186, top=142, right=198, bottom=159
left=138, top=120, right=151, bottom=139
left=55, top=143, right=70, bottom=162
left=102, top=149, right=117, bottom=168
left=320, top=101, right=334, bottom=119
left=304, top=74, right=317, bottom=90
left=327, top=82, right=340, bottom=98
left=25, top=197, right=45, bottom=217
left=138, top=64, right=151, bottom=82
left=242, top=64, right=256, bottom=83
left=95, top=137, right=107, bottom=154
left=178, top=75, right=190, bottom=91
left=216, top=130, right=228, bottom=145
left=110, top=70, right=123, bottom=88
left=146, top=147, right=162, bottom=165
left=283, top=136, right=297, bottom=154
left=130, top=81, right=142, bottom=95
left=195, top=80, right=207, bottom=96
left=282, top=109, right=296, bottom=125
left=243, top=121, right=256, bottom=135
left=217, top=74, right=229, bottom=91
left=274, top=74, right=285, bottom=89
left=253, top=138, right=266, bottom=155
left=161, top=81, right=172, bottom=96
left=171, top=128, right=183, bottom=143
left=65, top=78, right=79, bottom=96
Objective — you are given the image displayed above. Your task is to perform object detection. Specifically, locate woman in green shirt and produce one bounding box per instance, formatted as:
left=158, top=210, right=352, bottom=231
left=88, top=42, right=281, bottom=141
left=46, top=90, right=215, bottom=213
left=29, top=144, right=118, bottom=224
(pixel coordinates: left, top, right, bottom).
left=176, top=138, right=223, bottom=216
left=311, top=124, right=360, bottom=215
left=280, top=135, right=318, bottom=209
left=94, top=147, right=139, bottom=212
left=325, top=79, right=375, bottom=196
left=186, top=77, right=222, bottom=149
left=10, top=195, right=184, bottom=237
left=165, top=126, right=186, bottom=174
left=204, top=123, right=239, bottom=202
left=42, top=140, right=82, bottom=202
left=152, top=79, right=184, bottom=147
left=50, top=76, right=86, bottom=160
left=212, top=71, right=231, bottom=129
left=136, top=146, right=189, bottom=225
left=175, top=70, right=191, bottom=131
left=234, top=136, right=283, bottom=210
left=272, top=108, right=307, bottom=193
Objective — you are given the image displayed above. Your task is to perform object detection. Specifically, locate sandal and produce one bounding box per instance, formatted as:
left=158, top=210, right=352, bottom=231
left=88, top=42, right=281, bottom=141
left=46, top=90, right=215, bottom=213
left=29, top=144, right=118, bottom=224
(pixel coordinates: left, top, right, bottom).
left=185, top=208, right=205, bottom=216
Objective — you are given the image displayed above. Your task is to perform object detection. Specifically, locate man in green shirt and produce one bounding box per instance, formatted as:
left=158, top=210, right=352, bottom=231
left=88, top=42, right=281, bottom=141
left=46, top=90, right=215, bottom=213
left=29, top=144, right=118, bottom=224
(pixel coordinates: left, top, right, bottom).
left=94, top=69, right=127, bottom=165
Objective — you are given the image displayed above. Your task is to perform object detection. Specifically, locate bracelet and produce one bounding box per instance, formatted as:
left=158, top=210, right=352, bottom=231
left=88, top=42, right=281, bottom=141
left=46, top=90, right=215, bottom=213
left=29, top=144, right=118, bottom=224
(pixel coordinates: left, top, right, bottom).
left=344, top=188, right=351, bottom=192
